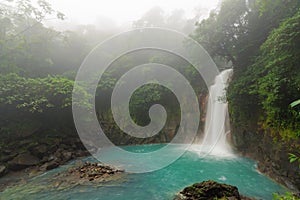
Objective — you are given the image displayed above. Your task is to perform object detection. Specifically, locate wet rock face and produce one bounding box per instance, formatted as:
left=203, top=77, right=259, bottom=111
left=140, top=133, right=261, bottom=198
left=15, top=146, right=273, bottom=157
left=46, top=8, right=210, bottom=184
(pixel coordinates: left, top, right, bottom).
left=0, top=135, right=89, bottom=175
left=0, top=165, right=7, bottom=177
left=175, top=180, right=241, bottom=200
left=231, top=126, right=300, bottom=191
left=8, top=153, right=40, bottom=170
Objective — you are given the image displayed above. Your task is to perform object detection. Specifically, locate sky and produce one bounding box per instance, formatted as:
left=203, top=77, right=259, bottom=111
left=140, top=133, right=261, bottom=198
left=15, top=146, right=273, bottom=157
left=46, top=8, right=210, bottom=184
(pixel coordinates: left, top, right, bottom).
left=48, top=0, right=220, bottom=28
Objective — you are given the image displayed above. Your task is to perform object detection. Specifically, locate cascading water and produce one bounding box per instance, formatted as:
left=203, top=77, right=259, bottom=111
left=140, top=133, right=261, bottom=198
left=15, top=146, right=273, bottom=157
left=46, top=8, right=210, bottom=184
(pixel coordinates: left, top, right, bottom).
left=195, top=69, right=233, bottom=156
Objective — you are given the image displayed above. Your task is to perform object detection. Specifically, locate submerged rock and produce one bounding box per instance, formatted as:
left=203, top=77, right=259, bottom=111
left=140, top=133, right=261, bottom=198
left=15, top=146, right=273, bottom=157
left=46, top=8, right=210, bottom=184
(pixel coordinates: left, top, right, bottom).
left=174, top=180, right=241, bottom=200
left=47, top=162, right=126, bottom=190
left=0, top=161, right=125, bottom=194
left=67, top=162, right=124, bottom=182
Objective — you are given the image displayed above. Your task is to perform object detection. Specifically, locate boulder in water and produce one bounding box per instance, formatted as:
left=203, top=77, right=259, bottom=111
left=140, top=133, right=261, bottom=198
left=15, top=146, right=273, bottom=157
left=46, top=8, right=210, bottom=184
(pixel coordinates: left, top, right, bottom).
left=175, top=180, right=241, bottom=200
left=46, top=162, right=126, bottom=190
left=67, top=162, right=125, bottom=181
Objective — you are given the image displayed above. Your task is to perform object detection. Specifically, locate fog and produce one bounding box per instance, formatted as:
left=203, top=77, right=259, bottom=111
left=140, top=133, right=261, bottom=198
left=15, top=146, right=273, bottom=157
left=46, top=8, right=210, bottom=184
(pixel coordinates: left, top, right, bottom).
left=46, top=0, right=220, bottom=33
left=1, top=0, right=300, bottom=198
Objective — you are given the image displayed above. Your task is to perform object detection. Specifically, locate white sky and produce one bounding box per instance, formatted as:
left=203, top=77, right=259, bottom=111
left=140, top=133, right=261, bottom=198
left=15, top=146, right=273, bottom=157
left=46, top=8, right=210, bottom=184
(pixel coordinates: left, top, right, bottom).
left=49, top=0, right=220, bottom=26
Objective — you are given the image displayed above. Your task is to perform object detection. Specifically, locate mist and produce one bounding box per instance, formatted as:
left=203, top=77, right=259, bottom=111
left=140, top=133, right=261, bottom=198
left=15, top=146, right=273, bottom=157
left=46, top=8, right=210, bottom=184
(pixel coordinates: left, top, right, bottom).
left=45, top=0, right=220, bottom=34
left=1, top=0, right=299, bottom=199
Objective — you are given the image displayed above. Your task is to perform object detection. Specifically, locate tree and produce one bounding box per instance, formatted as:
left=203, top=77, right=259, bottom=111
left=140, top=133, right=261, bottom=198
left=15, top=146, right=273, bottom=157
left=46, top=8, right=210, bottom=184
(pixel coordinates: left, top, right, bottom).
left=133, top=6, right=165, bottom=28
left=0, top=0, right=64, bottom=75
left=192, top=0, right=249, bottom=67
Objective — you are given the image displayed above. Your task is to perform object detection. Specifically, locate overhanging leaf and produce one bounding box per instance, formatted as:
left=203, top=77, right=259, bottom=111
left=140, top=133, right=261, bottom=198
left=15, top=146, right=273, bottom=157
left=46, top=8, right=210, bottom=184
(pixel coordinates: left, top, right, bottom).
left=290, top=99, right=300, bottom=108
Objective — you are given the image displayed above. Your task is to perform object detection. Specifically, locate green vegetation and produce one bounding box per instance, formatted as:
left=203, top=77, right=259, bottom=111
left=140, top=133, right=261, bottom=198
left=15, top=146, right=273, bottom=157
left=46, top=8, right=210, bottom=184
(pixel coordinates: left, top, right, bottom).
left=192, top=0, right=300, bottom=142
left=0, top=0, right=207, bottom=144
left=1, top=0, right=300, bottom=195
left=228, top=10, right=300, bottom=141
left=191, top=0, right=300, bottom=194
left=1, top=73, right=76, bottom=113
left=0, top=0, right=94, bottom=141
left=273, top=192, right=300, bottom=200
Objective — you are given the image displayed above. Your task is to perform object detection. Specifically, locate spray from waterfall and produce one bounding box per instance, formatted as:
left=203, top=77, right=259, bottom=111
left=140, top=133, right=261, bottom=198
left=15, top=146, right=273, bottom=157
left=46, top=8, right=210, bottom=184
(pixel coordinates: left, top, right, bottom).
left=191, top=69, right=233, bottom=157
left=202, top=68, right=233, bottom=155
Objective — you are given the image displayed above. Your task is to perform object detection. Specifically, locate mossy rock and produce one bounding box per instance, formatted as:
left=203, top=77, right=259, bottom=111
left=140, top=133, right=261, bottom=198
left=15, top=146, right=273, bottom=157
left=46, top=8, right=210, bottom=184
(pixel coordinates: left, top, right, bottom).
left=175, top=180, right=241, bottom=200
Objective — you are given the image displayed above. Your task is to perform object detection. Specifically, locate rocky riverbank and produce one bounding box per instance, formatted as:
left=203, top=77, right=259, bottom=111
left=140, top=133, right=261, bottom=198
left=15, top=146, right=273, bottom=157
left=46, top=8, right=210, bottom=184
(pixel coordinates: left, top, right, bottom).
left=0, top=161, right=126, bottom=198
left=0, top=132, right=89, bottom=191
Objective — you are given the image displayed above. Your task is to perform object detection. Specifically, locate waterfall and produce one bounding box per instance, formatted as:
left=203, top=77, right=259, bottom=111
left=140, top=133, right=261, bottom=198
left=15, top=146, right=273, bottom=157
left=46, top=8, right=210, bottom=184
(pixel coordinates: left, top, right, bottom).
left=192, top=69, right=233, bottom=157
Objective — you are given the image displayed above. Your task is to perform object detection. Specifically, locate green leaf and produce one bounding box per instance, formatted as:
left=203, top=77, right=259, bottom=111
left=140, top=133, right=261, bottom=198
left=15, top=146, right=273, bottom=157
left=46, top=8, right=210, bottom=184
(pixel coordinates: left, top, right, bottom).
left=290, top=157, right=298, bottom=163
left=290, top=99, right=300, bottom=108
left=288, top=153, right=299, bottom=163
